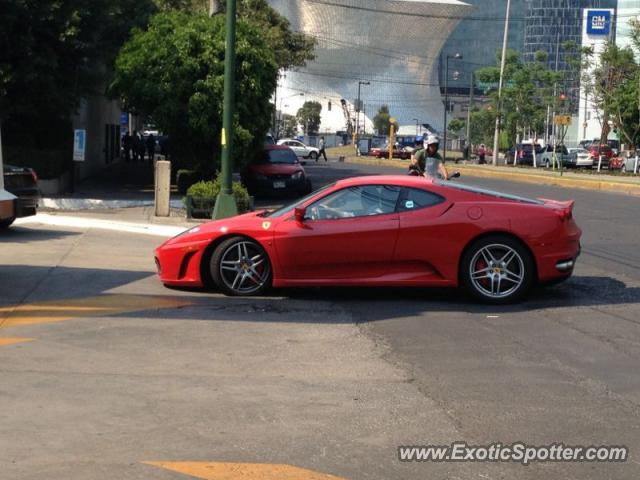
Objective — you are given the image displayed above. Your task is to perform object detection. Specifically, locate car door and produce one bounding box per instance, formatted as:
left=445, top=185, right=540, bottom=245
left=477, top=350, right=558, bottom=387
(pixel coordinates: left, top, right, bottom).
left=273, top=184, right=401, bottom=281
left=288, top=141, right=306, bottom=157
left=391, top=186, right=456, bottom=283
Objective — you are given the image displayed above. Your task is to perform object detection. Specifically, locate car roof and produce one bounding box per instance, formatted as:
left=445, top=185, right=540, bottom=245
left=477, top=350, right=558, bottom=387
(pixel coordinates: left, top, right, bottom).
left=334, top=175, right=436, bottom=189
left=264, top=144, right=294, bottom=151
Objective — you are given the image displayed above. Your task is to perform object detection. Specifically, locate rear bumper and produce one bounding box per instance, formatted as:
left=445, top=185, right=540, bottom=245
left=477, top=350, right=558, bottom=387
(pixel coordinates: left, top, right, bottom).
left=15, top=193, right=39, bottom=218
left=536, top=235, right=581, bottom=283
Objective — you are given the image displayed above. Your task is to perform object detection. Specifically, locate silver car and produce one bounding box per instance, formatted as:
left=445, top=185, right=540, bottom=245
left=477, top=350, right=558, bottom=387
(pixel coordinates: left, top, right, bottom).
left=567, top=148, right=594, bottom=168
left=277, top=139, right=320, bottom=160
left=620, top=151, right=640, bottom=174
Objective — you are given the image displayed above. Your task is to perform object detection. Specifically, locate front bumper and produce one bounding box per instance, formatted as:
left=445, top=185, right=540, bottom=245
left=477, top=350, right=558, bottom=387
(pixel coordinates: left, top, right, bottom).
left=155, top=238, right=210, bottom=287
left=248, top=176, right=309, bottom=195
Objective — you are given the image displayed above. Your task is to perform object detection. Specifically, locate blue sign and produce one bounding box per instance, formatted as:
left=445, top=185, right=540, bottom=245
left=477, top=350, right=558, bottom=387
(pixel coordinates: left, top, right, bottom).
left=587, top=10, right=611, bottom=36
left=120, top=112, right=129, bottom=125
left=73, top=129, right=86, bottom=162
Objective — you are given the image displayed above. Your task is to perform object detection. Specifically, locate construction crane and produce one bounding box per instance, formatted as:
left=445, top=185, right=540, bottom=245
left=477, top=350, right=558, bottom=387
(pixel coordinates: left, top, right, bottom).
left=340, top=99, right=354, bottom=137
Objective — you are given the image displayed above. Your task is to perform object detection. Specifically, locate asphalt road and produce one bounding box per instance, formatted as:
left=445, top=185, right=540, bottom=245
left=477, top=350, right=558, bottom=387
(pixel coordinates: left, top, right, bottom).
left=1, top=160, right=639, bottom=479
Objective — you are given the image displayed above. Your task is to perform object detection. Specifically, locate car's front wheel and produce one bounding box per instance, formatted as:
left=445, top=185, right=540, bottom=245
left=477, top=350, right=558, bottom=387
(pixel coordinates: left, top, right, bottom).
left=461, top=235, right=534, bottom=304
left=211, top=237, right=272, bottom=296
left=309, top=152, right=318, bottom=160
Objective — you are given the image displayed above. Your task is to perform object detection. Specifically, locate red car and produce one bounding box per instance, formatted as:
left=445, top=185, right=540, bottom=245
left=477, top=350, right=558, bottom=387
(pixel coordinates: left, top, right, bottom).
left=155, top=176, right=581, bottom=304
left=588, top=144, right=613, bottom=168
left=241, top=144, right=311, bottom=196
left=369, top=144, right=411, bottom=160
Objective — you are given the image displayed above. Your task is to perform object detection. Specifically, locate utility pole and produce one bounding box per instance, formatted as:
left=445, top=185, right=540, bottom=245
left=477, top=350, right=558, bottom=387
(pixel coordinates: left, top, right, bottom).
left=356, top=81, right=370, bottom=152
left=466, top=72, right=474, bottom=156
left=492, top=0, right=511, bottom=165
left=212, top=0, right=238, bottom=219
left=444, top=53, right=462, bottom=163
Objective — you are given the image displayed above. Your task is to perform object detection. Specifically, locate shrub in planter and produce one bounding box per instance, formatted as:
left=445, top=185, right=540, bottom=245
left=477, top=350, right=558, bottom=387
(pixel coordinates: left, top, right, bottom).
left=185, top=176, right=250, bottom=218
left=176, top=169, right=202, bottom=195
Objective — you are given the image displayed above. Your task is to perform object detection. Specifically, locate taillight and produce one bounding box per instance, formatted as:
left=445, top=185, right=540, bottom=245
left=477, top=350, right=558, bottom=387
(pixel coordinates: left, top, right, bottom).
left=518, top=150, right=523, bottom=158
left=30, top=169, right=38, bottom=183
left=555, top=209, right=573, bottom=221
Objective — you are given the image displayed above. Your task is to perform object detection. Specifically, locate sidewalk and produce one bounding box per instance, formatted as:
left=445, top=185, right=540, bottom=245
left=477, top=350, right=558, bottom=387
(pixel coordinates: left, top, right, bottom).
left=39, top=161, right=196, bottom=227
left=345, top=155, right=640, bottom=196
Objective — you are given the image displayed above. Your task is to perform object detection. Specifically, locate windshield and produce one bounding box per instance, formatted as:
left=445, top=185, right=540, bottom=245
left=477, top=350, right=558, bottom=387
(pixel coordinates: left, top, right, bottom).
left=258, top=148, right=299, bottom=164
left=266, top=182, right=336, bottom=218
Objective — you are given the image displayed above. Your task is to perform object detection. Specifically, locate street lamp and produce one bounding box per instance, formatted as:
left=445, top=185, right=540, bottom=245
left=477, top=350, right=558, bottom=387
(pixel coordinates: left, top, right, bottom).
left=277, top=92, right=304, bottom=140
left=443, top=53, right=462, bottom=163
left=356, top=80, right=370, bottom=150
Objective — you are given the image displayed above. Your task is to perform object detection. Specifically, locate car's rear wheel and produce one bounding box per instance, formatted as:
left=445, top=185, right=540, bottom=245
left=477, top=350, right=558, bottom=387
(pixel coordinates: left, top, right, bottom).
left=461, top=235, right=534, bottom=304
left=309, top=152, right=318, bottom=160
left=211, top=236, right=272, bottom=296
left=0, top=216, right=16, bottom=229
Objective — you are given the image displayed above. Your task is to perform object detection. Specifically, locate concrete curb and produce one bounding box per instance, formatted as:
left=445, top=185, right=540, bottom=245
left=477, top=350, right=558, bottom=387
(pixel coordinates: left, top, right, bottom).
left=41, top=198, right=185, bottom=210
left=344, top=156, right=640, bottom=196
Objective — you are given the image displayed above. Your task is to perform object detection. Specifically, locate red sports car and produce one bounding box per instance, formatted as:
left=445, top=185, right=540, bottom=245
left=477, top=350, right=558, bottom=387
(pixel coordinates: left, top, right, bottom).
left=155, top=176, right=581, bottom=304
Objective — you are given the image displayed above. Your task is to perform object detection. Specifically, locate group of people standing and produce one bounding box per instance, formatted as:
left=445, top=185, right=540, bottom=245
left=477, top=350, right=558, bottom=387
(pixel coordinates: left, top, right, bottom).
left=122, top=131, right=157, bottom=163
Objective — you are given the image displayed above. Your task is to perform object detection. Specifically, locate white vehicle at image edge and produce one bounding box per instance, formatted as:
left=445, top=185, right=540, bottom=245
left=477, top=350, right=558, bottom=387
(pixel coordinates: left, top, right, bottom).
left=277, top=139, right=320, bottom=160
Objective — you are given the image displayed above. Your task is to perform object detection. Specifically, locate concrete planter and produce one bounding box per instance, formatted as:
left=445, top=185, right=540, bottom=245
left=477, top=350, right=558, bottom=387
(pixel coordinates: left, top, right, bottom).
left=39, top=171, right=72, bottom=196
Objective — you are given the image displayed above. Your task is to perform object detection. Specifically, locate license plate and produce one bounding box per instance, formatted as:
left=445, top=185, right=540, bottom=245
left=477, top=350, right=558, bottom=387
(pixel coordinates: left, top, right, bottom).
left=273, top=181, right=286, bottom=189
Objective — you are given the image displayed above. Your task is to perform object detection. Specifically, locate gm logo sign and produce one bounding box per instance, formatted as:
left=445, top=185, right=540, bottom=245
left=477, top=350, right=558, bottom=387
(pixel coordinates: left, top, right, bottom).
left=587, top=10, right=611, bottom=36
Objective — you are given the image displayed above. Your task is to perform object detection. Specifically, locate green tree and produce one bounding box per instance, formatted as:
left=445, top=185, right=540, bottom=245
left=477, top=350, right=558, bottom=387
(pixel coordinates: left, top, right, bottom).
left=280, top=114, right=298, bottom=138
left=110, top=11, right=278, bottom=171
left=447, top=118, right=466, bottom=135
left=154, top=0, right=315, bottom=70
left=0, top=0, right=156, bottom=175
left=475, top=49, right=558, bottom=149
left=373, top=105, right=398, bottom=136
left=296, top=101, right=322, bottom=135
left=581, top=34, right=640, bottom=149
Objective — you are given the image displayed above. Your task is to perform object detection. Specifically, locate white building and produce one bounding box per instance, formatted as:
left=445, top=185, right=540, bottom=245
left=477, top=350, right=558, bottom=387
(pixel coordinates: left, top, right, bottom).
left=268, top=0, right=472, bottom=134
left=577, top=8, right=616, bottom=144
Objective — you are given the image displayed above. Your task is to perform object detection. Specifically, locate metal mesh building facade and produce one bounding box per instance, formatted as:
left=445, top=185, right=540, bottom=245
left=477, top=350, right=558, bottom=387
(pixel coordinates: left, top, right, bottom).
left=268, top=0, right=472, bottom=132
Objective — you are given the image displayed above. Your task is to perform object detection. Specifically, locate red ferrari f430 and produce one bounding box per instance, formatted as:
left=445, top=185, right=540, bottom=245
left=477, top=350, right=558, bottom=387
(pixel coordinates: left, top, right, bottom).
left=155, top=176, right=581, bottom=304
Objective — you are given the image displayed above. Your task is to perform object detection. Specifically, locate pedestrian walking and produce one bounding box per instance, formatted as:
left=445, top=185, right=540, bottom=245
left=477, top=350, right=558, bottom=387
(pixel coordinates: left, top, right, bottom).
left=146, top=133, right=156, bottom=163
left=478, top=144, right=486, bottom=164
left=319, top=136, right=328, bottom=161
left=122, top=131, right=132, bottom=163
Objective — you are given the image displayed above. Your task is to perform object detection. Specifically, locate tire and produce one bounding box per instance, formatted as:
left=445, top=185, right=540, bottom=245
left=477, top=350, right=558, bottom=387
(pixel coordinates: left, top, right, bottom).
left=543, top=159, right=550, bottom=168
left=461, top=235, right=535, bottom=304
left=309, top=152, right=318, bottom=160
left=0, top=216, right=16, bottom=229
left=210, top=236, right=272, bottom=296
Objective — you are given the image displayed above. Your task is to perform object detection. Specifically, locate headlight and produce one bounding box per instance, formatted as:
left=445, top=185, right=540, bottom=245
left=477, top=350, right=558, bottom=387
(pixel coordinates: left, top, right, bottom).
left=291, top=171, right=304, bottom=180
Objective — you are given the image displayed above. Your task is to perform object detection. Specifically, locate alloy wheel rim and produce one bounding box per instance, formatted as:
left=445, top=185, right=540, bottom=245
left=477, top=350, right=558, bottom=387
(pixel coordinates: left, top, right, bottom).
left=469, top=244, right=525, bottom=299
left=219, top=241, right=270, bottom=294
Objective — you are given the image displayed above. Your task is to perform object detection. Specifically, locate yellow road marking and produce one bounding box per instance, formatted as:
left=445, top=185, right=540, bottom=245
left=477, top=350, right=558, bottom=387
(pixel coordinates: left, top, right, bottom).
left=0, top=337, right=34, bottom=346
left=0, top=295, right=193, bottom=328
left=144, top=462, right=347, bottom=480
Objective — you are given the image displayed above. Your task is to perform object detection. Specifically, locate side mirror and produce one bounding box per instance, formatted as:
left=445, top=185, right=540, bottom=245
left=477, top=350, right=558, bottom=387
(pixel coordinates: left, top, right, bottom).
left=294, top=207, right=306, bottom=223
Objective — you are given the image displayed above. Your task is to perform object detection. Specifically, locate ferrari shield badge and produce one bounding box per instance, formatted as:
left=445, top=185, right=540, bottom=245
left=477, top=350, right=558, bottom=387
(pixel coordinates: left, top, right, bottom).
left=262, top=221, right=271, bottom=230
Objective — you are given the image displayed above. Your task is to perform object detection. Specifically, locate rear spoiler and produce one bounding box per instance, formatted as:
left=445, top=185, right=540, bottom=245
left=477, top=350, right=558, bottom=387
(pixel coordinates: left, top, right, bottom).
left=539, top=198, right=575, bottom=220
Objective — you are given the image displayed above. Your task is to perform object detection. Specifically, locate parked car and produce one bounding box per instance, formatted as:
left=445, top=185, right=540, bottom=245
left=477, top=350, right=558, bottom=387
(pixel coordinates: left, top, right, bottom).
left=539, top=145, right=573, bottom=168
left=619, top=151, right=640, bottom=173
left=2, top=164, right=39, bottom=228
left=368, top=143, right=411, bottom=160
left=276, top=139, right=320, bottom=160
left=155, top=175, right=582, bottom=304
left=509, top=143, right=544, bottom=166
left=567, top=148, right=594, bottom=168
left=588, top=144, right=613, bottom=168
left=241, top=145, right=312, bottom=197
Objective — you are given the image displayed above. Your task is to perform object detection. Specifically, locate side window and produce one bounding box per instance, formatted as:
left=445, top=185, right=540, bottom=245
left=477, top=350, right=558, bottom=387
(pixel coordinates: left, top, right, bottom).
left=398, top=188, right=445, bottom=212
left=305, top=185, right=400, bottom=220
